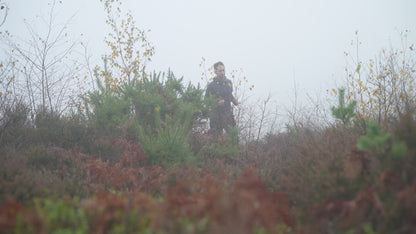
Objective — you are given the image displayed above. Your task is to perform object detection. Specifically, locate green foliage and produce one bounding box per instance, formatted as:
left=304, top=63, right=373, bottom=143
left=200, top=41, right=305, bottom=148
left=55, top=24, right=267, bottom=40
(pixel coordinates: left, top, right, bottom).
left=32, top=198, right=89, bottom=234
left=137, top=104, right=195, bottom=167
left=345, top=222, right=376, bottom=234
left=276, top=223, right=292, bottom=234
left=81, top=0, right=208, bottom=167
left=85, top=91, right=131, bottom=135
left=331, top=88, right=357, bottom=125
left=0, top=101, right=31, bottom=150
left=132, top=72, right=205, bottom=167
left=198, top=126, right=241, bottom=161
left=0, top=103, right=91, bottom=153
left=391, top=140, right=407, bottom=159
left=357, top=120, right=391, bottom=154
left=84, top=70, right=206, bottom=166
left=34, top=109, right=92, bottom=149
left=362, top=223, right=376, bottom=234
left=358, top=120, right=407, bottom=159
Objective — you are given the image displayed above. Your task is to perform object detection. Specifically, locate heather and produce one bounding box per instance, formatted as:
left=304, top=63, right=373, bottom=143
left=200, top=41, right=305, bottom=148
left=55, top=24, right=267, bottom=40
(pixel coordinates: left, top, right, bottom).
left=1, top=1, right=416, bottom=233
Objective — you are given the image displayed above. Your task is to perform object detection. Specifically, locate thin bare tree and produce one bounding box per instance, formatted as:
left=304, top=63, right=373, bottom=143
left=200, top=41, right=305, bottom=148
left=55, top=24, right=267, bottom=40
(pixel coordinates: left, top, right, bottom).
left=4, top=0, right=82, bottom=116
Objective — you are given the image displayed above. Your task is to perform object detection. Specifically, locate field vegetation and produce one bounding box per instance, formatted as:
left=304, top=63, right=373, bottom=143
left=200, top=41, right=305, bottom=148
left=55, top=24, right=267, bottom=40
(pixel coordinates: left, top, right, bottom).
left=1, top=1, right=416, bottom=233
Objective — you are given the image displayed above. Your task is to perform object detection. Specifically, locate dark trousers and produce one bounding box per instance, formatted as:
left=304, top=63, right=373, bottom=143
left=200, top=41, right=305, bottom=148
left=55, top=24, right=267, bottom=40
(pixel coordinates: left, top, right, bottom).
left=209, top=109, right=236, bottom=136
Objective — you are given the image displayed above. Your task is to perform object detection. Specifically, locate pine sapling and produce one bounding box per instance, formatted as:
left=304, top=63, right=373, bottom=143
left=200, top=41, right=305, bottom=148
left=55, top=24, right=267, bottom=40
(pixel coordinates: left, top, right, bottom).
left=331, top=88, right=357, bottom=126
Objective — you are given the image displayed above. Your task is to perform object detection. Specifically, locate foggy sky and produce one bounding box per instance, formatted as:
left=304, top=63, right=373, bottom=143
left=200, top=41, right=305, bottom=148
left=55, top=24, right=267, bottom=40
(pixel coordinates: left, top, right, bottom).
left=3, top=0, right=416, bottom=109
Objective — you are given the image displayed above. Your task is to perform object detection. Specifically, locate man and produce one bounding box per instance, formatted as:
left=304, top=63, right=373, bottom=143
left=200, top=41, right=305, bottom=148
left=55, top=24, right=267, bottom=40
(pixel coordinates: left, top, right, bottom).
left=205, top=61, right=238, bottom=136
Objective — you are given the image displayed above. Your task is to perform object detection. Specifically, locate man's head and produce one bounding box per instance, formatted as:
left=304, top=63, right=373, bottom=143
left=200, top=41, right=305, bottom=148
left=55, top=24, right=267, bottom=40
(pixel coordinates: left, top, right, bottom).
left=214, top=61, right=225, bottom=79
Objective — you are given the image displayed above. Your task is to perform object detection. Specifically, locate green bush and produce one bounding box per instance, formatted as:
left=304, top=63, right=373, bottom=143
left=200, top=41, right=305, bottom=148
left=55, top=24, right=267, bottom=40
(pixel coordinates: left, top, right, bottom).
left=1, top=104, right=92, bottom=153
left=0, top=101, right=31, bottom=151
left=358, top=119, right=407, bottom=170
left=85, top=91, right=131, bottom=137
left=83, top=70, right=207, bottom=167
left=16, top=198, right=89, bottom=234
left=33, top=109, right=92, bottom=150
left=197, top=126, right=241, bottom=162
left=137, top=104, right=195, bottom=167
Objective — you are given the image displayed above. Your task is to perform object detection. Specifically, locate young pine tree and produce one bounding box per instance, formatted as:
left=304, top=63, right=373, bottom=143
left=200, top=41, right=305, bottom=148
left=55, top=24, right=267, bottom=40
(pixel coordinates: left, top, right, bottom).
left=331, top=88, right=357, bottom=126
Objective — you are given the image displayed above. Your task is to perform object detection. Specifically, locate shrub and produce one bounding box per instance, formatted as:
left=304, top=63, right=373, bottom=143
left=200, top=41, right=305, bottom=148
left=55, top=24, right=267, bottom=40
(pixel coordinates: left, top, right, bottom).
left=4, top=169, right=295, bottom=234
left=264, top=124, right=363, bottom=211
left=0, top=101, right=31, bottom=151
left=85, top=90, right=131, bottom=137
left=197, top=126, right=241, bottom=163
left=331, top=88, right=357, bottom=126
left=0, top=145, right=89, bottom=204
left=137, top=108, right=195, bottom=167
left=343, top=32, right=416, bottom=129
left=84, top=71, right=206, bottom=167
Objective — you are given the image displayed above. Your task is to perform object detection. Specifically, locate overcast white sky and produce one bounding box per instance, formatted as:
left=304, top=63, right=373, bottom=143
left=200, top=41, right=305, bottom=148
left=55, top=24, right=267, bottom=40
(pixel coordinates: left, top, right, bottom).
left=3, top=0, right=416, bottom=109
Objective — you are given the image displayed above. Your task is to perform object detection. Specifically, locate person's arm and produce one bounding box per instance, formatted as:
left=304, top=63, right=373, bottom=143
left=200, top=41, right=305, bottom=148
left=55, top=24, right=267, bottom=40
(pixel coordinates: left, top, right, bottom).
left=227, top=80, right=238, bottom=106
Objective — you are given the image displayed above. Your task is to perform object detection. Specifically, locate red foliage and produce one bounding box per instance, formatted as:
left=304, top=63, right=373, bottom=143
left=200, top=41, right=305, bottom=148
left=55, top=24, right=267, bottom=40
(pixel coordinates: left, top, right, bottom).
left=159, top=169, right=295, bottom=233
left=397, top=181, right=416, bottom=232
left=79, top=192, right=154, bottom=233
left=0, top=168, right=296, bottom=233
left=111, top=139, right=147, bottom=167
left=380, top=169, right=404, bottom=191
left=232, top=170, right=296, bottom=228
left=0, top=198, right=25, bottom=234
left=309, top=189, right=385, bottom=232
left=84, top=157, right=167, bottom=194
left=83, top=139, right=171, bottom=195
left=307, top=170, right=416, bottom=233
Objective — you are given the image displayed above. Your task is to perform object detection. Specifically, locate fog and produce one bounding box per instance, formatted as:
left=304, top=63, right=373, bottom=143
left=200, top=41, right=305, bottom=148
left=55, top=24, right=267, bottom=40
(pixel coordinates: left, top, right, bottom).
left=3, top=0, right=416, bottom=111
